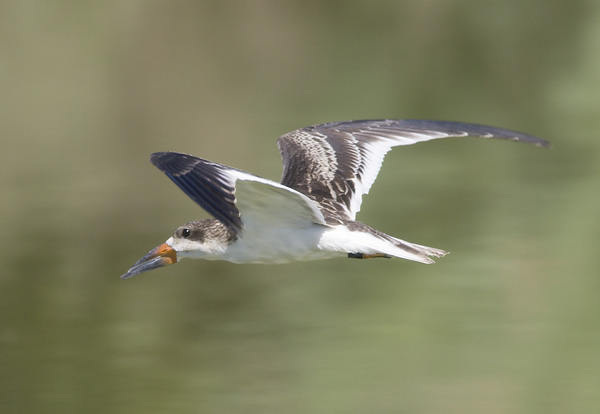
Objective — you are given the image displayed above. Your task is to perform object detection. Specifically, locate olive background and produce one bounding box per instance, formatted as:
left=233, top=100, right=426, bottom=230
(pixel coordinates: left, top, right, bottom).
left=1, top=2, right=599, bottom=413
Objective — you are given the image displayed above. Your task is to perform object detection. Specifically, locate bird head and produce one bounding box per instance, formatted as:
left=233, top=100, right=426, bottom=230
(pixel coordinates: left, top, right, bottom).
left=120, top=219, right=233, bottom=279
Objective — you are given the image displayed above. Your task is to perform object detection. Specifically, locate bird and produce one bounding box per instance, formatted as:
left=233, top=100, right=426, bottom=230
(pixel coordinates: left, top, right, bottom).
left=121, top=119, right=549, bottom=279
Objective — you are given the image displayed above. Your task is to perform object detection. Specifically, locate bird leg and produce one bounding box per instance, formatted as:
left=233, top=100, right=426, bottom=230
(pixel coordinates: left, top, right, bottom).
left=348, top=253, right=391, bottom=259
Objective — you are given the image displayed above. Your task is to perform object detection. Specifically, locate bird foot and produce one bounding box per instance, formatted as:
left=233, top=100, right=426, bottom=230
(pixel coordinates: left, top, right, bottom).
left=348, top=253, right=391, bottom=259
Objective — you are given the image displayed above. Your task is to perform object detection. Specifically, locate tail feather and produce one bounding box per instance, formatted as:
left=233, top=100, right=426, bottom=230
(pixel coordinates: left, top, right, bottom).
left=353, top=221, right=449, bottom=264
left=322, top=221, right=449, bottom=264
left=390, top=237, right=449, bottom=264
left=336, top=221, right=448, bottom=264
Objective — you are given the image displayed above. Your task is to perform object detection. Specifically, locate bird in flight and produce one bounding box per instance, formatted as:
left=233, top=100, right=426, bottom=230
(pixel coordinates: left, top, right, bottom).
left=121, top=119, right=549, bottom=279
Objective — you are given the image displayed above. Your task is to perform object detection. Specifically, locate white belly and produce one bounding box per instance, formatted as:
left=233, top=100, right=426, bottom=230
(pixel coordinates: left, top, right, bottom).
left=223, top=225, right=344, bottom=264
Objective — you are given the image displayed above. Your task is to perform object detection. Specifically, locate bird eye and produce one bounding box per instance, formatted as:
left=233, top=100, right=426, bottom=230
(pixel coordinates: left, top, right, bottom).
left=182, top=228, right=191, bottom=238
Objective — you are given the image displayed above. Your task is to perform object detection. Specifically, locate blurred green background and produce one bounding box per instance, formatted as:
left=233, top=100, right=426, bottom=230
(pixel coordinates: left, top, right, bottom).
left=1, top=1, right=599, bottom=413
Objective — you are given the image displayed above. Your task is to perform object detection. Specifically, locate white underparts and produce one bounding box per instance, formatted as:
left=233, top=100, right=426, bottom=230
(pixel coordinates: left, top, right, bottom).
left=168, top=224, right=447, bottom=265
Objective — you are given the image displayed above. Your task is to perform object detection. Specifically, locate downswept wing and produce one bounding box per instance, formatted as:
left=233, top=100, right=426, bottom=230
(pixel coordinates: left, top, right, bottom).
left=277, top=119, right=549, bottom=222
left=150, top=152, right=328, bottom=235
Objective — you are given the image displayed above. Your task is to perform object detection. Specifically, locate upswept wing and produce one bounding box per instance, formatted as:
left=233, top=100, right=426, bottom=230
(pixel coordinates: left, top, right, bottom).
left=277, top=119, right=549, bottom=221
left=150, top=152, right=327, bottom=235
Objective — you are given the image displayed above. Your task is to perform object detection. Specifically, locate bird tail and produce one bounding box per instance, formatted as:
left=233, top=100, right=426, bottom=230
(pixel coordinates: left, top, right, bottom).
left=338, top=221, right=449, bottom=264
left=387, top=237, right=449, bottom=264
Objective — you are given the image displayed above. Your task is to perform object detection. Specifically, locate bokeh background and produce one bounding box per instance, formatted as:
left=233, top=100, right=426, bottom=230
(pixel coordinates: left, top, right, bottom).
left=2, top=1, right=599, bottom=413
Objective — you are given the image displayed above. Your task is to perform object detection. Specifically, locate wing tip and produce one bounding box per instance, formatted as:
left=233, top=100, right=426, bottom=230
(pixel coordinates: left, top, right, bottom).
left=150, top=152, right=168, bottom=164
left=150, top=151, right=186, bottom=168
left=506, top=132, right=551, bottom=149
left=150, top=152, right=204, bottom=176
left=536, top=139, right=552, bottom=149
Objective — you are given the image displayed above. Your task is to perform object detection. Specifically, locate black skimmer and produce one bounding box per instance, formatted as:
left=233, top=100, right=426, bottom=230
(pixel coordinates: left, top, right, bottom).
left=121, top=119, right=549, bottom=279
